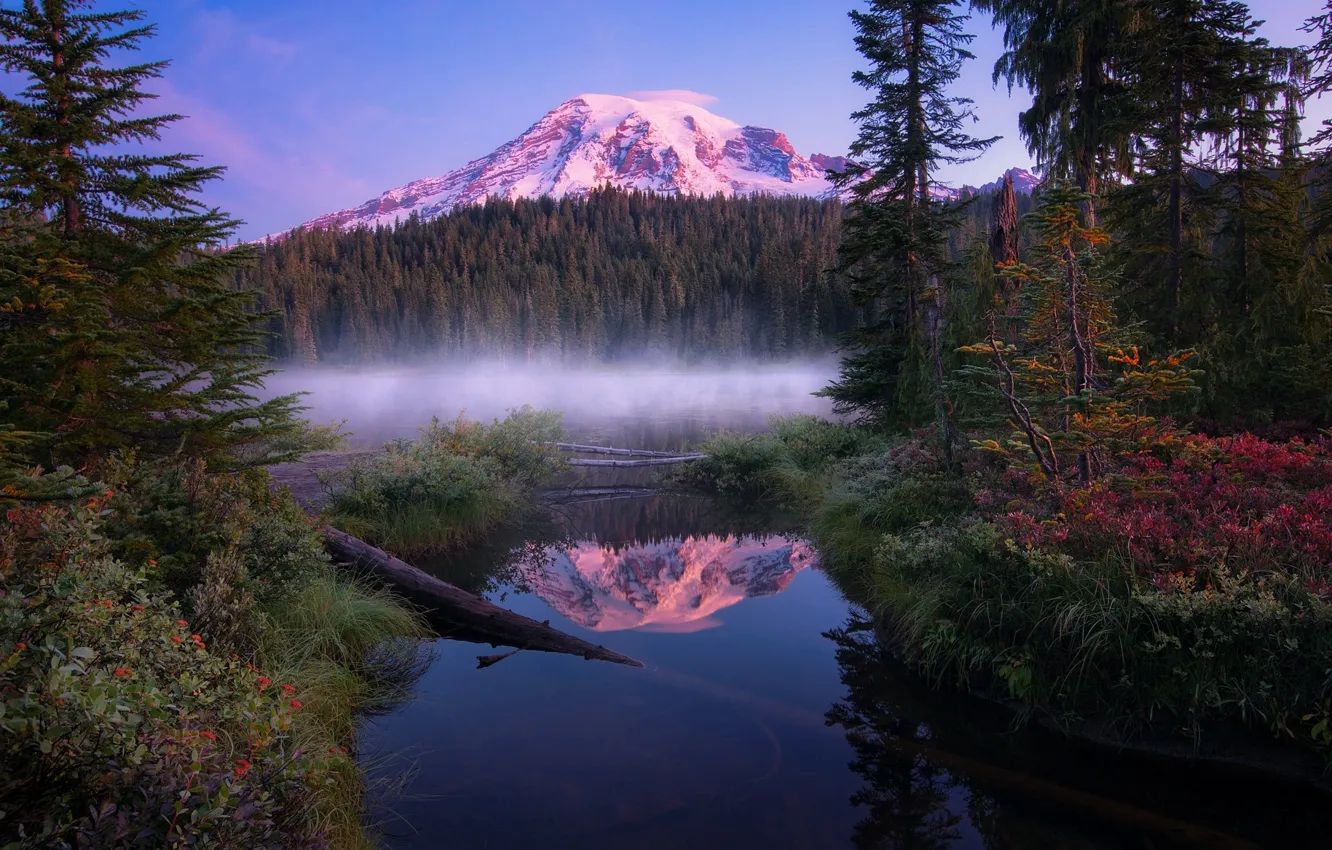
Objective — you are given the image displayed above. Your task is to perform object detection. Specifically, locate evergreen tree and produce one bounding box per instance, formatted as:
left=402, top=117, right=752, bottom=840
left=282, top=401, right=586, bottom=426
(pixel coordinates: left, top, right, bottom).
left=0, top=0, right=304, bottom=468
left=961, top=185, right=1198, bottom=486
left=973, top=0, right=1139, bottom=224
left=820, top=0, right=997, bottom=454
left=237, top=190, right=915, bottom=365
left=1106, top=0, right=1252, bottom=344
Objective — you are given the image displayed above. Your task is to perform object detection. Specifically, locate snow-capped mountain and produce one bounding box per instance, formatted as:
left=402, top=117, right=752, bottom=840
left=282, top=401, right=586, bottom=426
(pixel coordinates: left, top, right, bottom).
left=273, top=94, right=839, bottom=238
left=529, top=534, right=817, bottom=632
left=976, top=167, right=1042, bottom=196
left=926, top=167, right=1043, bottom=202
left=266, top=94, right=1039, bottom=239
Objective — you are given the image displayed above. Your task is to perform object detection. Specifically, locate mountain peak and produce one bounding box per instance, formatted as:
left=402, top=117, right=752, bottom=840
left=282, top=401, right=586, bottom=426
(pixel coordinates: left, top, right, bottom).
left=264, top=96, right=1034, bottom=240
left=267, top=94, right=837, bottom=239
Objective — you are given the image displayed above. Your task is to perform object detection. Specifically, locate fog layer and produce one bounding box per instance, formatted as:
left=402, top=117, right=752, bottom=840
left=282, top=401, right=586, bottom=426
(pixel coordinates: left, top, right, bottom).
left=261, top=360, right=840, bottom=447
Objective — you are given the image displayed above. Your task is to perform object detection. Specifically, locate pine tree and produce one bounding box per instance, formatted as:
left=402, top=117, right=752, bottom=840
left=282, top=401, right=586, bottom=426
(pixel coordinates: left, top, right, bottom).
left=1106, top=0, right=1252, bottom=344
left=961, top=185, right=1198, bottom=486
left=820, top=0, right=997, bottom=454
left=0, top=0, right=304, bottom=468
left=973, top=0, right=1139, bottom=224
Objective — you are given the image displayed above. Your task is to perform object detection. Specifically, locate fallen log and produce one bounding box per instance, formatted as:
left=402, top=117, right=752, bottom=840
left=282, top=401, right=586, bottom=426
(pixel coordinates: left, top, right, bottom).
left=543, top=442, right=699, bottom=458
left=541, top=486, right=659, bottom=503
left=566, top=455, right=707, bottom=468
left=321, top=526, right=644, bottom=668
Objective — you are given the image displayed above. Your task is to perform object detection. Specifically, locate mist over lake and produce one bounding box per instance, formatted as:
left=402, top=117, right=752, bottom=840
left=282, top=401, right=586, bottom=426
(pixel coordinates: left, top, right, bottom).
left=262, top=360, right=841, bottom=447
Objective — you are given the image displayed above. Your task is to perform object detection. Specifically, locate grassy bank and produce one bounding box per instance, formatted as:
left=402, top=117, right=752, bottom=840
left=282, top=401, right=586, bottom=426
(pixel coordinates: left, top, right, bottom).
left=323, top=407, right=567, bottom=558
left=685, top=417, right=1332, bottom=765
left=1, top=459, right=429, bottom=848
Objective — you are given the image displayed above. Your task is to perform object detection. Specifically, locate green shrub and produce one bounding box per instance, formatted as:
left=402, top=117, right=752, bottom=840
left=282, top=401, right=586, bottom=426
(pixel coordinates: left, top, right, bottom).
left=852, top=519, right=1332, bottom=755
left=418, top=406, right=567, bottom=487
left=810, top=445, right=972, bottom=578
left=767, top=415, right=888, bottom=469
left=679, top=432, right=794, bottom=499
left=0, top=498, right=333, bottom=848
left=325, top=408, right=567, bottom=557
left=682, top=415, right=887, bottom=506
left=240, top=487, right=335, bottom=602
left=98, top=455, right=330, bottom=608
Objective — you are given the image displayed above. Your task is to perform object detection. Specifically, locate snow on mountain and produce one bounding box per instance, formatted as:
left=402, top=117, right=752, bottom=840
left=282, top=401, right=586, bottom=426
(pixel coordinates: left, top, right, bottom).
left=264, top=94, right=1040, bottom=240
left=270, top=94, right=840, bottom=239
left=976, top=167, right=1042, bottom=196
left=928, top=167, right=1043, bottom=202
left=529, top=534, right=817, bottom=632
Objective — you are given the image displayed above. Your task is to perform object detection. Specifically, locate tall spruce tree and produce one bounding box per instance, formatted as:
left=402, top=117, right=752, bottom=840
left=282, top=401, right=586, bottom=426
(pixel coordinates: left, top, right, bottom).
left=1106, top=0, right=1253, bottom=344
left=0, top=0, right=304, bottom=469
left=1199, top=25, right=1323, bottom=421
left=973, top=0, right=1140, bottom=225
left=821, top=0, right=997, bottom=454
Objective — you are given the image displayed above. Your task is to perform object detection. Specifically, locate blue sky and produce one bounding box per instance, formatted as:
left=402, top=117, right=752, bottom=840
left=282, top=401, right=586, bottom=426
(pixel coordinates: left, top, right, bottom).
left=84, top=1, right=1332, bottom=238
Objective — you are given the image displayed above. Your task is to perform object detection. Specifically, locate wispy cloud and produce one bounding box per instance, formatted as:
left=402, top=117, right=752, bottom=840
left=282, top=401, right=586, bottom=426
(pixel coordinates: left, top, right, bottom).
left=190, top=8, right=297, bottom=63
left=246, top=34, right=298, bottom=60
left=147, top=81, right=371, bottom=234
left=626, top=89, right=718, bottom=106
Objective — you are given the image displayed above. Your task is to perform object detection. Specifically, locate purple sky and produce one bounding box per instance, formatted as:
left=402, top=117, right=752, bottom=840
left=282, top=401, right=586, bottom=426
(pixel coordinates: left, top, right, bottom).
left=24, top=1, right=1332, bottom=238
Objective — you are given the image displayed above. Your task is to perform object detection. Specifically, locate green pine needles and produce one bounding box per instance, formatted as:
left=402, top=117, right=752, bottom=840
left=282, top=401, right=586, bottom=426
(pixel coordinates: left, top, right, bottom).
left=0, top=0, right=304, bottom=471
left=821, top=0, right=997, bottom=454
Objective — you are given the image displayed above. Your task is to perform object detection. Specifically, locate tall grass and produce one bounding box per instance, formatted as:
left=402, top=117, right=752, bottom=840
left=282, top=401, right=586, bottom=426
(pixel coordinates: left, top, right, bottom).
left=851, top=520, right=1332, bottom=753
left=325, top=407, right=567, bottom=557
left=679, top=415, right=887, bottom=507
left=259, top=571, right=431, bottom=849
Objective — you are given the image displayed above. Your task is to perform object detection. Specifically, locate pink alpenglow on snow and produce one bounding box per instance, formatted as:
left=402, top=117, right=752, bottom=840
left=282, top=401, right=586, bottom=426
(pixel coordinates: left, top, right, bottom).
left=262, top=94, right=1042, bottom=241
left=530, top=534, right=818, bottom=632
left=265, top=94, right=845, bottom=239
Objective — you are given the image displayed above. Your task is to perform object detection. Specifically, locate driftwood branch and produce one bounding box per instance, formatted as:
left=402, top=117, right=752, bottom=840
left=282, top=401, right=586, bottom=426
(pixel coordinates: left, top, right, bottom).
left=321, top=526, right=644, bottom=667
left=566, top=455, right=706, bottom=468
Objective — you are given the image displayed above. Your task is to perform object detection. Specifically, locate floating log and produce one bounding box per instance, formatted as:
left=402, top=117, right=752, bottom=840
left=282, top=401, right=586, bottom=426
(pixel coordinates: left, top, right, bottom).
left=544, top=442, right=699, bottom=458
left=321, top=526, right=644, bottom=668
left=541, top=487, right=659, bottom=503
left=566, top=455, right=707, bottom=468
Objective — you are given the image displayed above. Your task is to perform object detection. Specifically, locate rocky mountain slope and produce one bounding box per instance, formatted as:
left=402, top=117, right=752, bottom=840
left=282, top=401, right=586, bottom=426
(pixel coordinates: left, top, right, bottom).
left=530, top=534, right=818, bottom=632
left=268, top=94, right=1039, bottom=239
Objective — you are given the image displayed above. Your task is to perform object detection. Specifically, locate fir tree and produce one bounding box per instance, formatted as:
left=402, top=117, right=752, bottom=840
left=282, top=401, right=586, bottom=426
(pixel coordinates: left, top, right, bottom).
left=820, top=0, right=997, bottom=455
left=1103, top=0, right=1257, bottom=345
left=973, top=0, right=1139, bottom=225
left=961, top=184, right=1198, bottom=486
left=0, top=0, right=304, bottom=468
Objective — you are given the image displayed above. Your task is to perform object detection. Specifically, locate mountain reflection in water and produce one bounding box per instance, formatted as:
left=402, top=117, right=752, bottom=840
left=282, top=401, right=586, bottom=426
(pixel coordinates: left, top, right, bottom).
left=531, top=535, right=817, bottom=632
left=375, top=492, right=1332, bottom=849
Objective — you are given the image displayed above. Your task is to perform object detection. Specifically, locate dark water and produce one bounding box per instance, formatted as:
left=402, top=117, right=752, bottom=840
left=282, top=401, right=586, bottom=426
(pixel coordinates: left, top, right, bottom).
left=363, top=494, right=1332, bottom=850
left=280, top=366, right=1332, bottom=849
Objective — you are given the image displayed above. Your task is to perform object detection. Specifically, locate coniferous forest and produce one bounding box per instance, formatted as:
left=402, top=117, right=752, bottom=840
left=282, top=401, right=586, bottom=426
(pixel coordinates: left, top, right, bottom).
left=239, top=187, right=1032, bottom=365
left=10, top=0, right=1332, bottom=846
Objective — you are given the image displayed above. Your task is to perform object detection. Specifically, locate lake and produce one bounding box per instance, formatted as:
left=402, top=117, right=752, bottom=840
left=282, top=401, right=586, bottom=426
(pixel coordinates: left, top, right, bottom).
left=273, top=365, right=1332, bottom=850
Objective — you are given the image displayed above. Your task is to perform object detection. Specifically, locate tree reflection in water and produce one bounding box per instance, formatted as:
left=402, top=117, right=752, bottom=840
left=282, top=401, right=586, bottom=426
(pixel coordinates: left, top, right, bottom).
left=825, top=618, right=979, bottom=850
left=822, top=615, right=1332, bottom=850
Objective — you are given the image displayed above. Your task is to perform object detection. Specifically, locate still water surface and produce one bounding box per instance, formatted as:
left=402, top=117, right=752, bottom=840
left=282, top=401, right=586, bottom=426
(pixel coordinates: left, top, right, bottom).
left=273, top=366, right=1332, bottom=849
